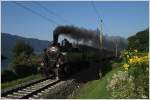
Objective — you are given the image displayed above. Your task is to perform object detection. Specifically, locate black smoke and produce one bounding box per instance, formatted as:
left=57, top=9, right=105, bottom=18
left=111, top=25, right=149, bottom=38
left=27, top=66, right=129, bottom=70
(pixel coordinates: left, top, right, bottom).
left=53, top=25, right=99, bottom=46
left=53, top=25, right=128, bottom=51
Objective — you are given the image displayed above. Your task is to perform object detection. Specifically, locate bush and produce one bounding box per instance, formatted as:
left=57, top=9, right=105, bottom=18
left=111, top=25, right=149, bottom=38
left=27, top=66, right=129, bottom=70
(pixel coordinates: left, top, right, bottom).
left=108, top=50, right=149, bottom=99
left=1, top=70, right=17, bottom=83
left=13, top=40, right=34, bottom=57
left=128, top=28, right=149, bottom=51
left=107, top=71, right=135, bottom=99
left=11, top=53, right=38, bottom=78
left=13, top=64, right=37, bottom=78
left=128, top=56, right=149, bottom=98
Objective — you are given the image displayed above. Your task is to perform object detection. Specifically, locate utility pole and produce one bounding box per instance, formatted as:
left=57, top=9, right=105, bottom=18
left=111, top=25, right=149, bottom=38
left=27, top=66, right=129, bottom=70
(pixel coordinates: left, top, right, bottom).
left=115, top=43, right=118, bottom=57
left=97, top=19, right=103, bottom=60
left=115, top=39, right=118, bottom=58
left=98, top=19, right=103, bottom=79
left=99, top=19, right=103, bottom=50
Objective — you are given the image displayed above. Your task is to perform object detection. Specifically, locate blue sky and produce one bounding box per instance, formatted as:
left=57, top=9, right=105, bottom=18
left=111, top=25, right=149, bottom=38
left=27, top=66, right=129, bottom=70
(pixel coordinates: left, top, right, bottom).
left=1, top=1, right=149, bottom=41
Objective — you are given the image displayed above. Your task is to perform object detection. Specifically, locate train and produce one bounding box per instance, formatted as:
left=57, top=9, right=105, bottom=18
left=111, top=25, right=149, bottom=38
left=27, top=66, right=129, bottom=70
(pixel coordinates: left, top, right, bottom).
left=39, top=39, right=115, bottom=79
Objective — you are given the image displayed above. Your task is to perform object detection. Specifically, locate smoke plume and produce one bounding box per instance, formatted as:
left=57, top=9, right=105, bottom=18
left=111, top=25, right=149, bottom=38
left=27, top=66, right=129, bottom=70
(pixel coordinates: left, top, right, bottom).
left=53, top=25, right=99, bottom=46
left=53, top=25, right=128, bottom=51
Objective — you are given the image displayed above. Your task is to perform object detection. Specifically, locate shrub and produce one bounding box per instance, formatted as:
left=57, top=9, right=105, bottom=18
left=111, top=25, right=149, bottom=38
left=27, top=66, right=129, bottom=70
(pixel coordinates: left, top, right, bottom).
left=107, top=71, right=135, bottom=99
left=1, top=69, right=17, bottom=82
left=13, top=64, right=37, bottom=78
left=11, top=53, right=38, bottom=78
left=108, top=50, right=149, bottom=99
left=13, top=40, right=34, bottom=57
left=128, top=28, right=149, bottom=51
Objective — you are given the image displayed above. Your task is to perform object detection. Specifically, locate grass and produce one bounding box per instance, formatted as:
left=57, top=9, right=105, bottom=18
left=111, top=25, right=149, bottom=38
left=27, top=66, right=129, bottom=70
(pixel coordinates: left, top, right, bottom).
left=1, top=74, right=42, bottom=89
left=69, top=61, right=124, bottom=99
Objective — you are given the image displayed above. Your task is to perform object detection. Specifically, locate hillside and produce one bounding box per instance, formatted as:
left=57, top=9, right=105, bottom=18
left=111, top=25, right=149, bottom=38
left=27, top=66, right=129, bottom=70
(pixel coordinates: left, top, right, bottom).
left=1, top=33, right=50, bottom=69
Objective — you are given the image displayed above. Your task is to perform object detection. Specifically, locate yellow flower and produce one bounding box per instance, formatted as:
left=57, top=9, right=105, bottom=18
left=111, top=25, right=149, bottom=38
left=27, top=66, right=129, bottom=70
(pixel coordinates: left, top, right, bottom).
left=128, top=55, right=148, bottom=65
left=123, top=64, right=129, bottom=71
left=128, top=58, right=133, bottom=64
left=124, top=67, right=128, bottom=71
left=134, top=56, right=138, bottom=59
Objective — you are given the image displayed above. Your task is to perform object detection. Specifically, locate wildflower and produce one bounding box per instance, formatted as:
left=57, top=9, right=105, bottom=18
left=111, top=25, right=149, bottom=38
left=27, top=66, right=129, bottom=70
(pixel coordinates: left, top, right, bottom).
left=134, top=56, right=138, bottom=59
left=124, top=67, right=128, bottom=71
left=128, top=58, right=133, bottom=64
left=123, top=63, right=129, bottom=71
left=123, top=64, right=129, bottom=68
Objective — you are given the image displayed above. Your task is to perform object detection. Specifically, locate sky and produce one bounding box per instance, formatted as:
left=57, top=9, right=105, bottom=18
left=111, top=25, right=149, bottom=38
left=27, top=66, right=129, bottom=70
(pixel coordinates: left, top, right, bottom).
left=1, top=1, right=149, bottom=41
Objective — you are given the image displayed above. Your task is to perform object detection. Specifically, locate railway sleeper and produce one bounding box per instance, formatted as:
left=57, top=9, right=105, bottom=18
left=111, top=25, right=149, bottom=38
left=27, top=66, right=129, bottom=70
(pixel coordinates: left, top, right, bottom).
left=33, top=94, right=39, bottom=98
left=13, top=92, right=28, bottom=96
left=23, top=88, right=36, bottom=92
left=6, top=94, right=22, bottom=98
left=18, top=90, right=32, bottom=94
left=37, top=93, right=43, bottom=96
left=27, top=87, right=41, bottom=90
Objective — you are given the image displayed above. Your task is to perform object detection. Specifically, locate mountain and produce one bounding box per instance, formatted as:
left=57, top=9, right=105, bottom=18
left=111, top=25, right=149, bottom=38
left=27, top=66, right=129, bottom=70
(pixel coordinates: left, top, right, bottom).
left=1, top=33, right=50, bottom=69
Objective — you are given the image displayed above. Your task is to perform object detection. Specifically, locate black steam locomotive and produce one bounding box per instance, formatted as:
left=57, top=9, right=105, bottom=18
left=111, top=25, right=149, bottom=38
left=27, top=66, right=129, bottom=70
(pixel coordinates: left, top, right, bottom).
left=40, top=39, right=115, bottom=79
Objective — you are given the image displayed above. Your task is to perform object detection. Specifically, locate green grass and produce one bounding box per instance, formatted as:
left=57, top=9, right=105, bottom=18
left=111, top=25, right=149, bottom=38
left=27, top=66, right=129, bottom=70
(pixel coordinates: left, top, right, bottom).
left=69, top=61, right=124, bottom=99
left=1, top=74, right=42, bottom=89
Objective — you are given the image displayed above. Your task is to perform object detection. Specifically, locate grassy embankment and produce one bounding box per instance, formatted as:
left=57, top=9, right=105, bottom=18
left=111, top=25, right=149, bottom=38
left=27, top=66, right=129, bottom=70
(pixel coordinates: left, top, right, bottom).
left=1, top=74, right=42, bottom=89
left=69, top=60, right=124, bottom=99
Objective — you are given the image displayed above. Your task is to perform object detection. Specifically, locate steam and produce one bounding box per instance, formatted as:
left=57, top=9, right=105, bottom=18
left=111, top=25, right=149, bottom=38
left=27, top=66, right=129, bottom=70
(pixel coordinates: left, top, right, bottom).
left=53, top=25, right=99, bottom=46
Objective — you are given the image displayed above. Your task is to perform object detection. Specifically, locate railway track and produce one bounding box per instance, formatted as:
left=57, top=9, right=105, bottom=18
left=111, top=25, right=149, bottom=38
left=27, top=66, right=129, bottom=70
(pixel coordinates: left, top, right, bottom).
left=1, top=77, right=60, bottom=99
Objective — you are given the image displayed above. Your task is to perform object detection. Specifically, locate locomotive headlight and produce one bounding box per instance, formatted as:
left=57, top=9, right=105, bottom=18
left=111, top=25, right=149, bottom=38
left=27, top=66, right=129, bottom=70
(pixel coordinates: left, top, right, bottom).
left=56, top=64, right=60, bottom=68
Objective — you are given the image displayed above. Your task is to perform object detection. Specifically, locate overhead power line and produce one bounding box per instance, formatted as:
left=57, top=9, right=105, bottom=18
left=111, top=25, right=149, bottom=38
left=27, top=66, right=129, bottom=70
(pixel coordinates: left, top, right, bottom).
left=91, top=1, right=102, bottom=21
left=33, top=2, right=72, bottom=25
left=91, top=1, right=104, bottom=31
left=91, top=1, right=104, bottom=51
left=14, top=2, right=59, bottom=25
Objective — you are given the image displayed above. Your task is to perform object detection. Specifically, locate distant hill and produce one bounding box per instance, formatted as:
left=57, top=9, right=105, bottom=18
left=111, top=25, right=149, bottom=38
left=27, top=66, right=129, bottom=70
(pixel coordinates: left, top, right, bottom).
left=1, top=33, right=50, bottom=69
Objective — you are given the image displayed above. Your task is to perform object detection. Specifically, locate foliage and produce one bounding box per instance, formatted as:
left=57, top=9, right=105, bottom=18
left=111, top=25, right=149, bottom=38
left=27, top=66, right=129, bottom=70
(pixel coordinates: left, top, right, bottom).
left=1, top=69, right=17, bottom=83
left=11, top=53, right=38, bottom=78
left=123, top=50, right=149, bottom=98
left=2, top=40, right=40, bottom=83
left=107, top=50, right=149, bottom=99
left=128, top=28, right=149, bottom=51
left=107, top=71, right=135, bottom=99
left=13, top=40, right=34, bottom=57
left=9, top=40, right=39, bottom=79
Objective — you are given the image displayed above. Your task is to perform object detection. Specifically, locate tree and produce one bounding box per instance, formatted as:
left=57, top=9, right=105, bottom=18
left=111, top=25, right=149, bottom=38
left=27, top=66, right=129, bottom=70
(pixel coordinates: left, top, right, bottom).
left=128, top=28, right=149, bottom=51
left=13, top=40, right=34, bottom=57
left=1, top=69, right=17, bottom=82
left=11, top=40, right=37, bottom=78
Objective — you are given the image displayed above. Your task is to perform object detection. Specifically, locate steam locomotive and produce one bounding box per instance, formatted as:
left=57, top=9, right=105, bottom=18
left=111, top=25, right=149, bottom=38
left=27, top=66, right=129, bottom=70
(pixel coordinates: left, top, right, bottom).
left=40, top=38, right=115, bottom=79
